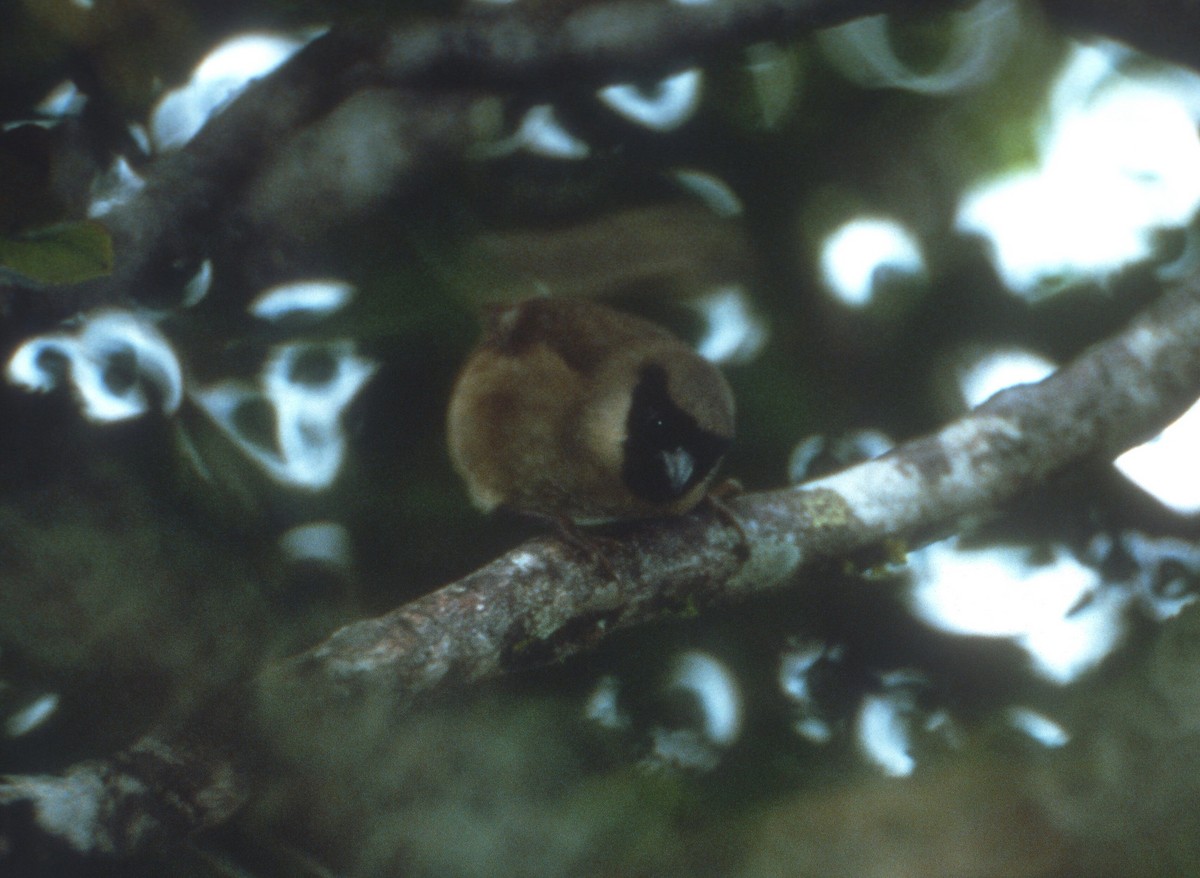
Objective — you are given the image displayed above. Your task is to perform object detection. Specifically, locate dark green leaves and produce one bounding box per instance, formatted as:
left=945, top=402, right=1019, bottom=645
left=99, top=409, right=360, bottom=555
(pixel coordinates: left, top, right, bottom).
left=0, top=219, right=113, bottom=284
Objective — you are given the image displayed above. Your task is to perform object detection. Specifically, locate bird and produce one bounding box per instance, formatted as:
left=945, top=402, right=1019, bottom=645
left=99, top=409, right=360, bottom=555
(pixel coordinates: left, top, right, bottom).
left=446, top=296, right=735, bottom=526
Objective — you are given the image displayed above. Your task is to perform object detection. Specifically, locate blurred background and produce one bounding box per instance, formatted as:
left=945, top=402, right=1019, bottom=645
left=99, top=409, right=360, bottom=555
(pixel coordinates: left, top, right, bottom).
left=3, top=0, right=1200, bottom=875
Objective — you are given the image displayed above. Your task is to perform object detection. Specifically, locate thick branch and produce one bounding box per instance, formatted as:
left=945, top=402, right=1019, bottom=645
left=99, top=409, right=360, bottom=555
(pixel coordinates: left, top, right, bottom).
left=265, top=278, right=1200, bottom=712
left=2, top=0, right=897, bottom=328
left=376, top=0, right=897, bottom=87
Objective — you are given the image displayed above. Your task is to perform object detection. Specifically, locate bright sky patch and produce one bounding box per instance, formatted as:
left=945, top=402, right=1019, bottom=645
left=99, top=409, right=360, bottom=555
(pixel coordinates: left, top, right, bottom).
left=907, top=538, right=1125, bottom=684
left=819, top=216, right=925, bottom=308
left=958, top=41, right=1200, bottom=297
left=958, top=348, right=1057, bottom=408
left=1115, top=396, right=1200, bottom=515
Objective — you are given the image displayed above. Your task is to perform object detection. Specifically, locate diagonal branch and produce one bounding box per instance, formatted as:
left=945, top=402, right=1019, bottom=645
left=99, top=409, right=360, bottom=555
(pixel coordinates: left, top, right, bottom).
left=264, top=277, right=1200, bottom=714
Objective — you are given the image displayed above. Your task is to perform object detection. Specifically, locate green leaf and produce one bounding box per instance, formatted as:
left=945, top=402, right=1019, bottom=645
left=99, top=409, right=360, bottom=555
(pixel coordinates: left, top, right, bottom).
left=0, top=220, right=114, bottom=284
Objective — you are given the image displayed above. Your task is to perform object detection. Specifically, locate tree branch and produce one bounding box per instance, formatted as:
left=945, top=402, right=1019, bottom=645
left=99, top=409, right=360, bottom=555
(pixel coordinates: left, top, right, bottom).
left=1, top=0, right=899, bottom=328
left=264, top=277, right=1200, bottom=712
left=375, top=0, right=898, bottom=87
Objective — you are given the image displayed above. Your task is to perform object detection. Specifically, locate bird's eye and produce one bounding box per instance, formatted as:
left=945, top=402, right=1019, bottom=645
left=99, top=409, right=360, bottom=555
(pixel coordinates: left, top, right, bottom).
left=622, top=364, right=730, bottom=503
